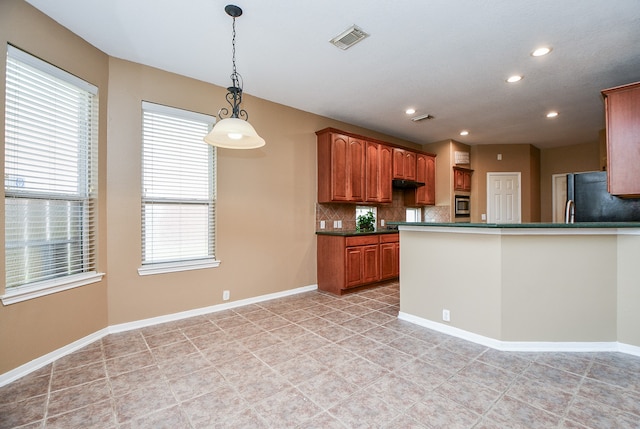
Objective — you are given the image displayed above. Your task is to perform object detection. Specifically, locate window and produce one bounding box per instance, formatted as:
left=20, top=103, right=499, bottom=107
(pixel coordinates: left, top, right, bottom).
left=3, top=45, right=101, bottom=304
left=406, top=208, right=422, bottom=222
left=356, top=206, right=377, bottom=231
left=139, top=102, right=218, bottom=275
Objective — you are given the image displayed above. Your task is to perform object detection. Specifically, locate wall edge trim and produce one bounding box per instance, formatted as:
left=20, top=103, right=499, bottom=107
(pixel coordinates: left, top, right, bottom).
left=0, top=284, right=318, bottom=387
left=398, top=311, right=638, bottom=356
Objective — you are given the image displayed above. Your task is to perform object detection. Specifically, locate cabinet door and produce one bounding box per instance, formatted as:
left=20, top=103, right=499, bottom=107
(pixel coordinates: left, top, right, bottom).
left=424, top=155, right=436, bottom=205
left=362, top=245, right=380, bottom=284
left=345, top=246, right=364, bottom=287
left=454, top=168, right=465, bottom=191
left=463, top=170, right=472, bottom=192
left=392, top=148, right=406, bottom=179
left=347, top=137, right=365, bottom=201
left=330, top=134, right=349, bottom=201
left=380, top=242, right=397, bottom=280
left=404, top=151, right=417, bottom=181
left=378, top=145, right=393, bottom=203
left=603, top=83, right=640, bottom=196
left=414, top=154, right=427, bottom=205
left=365, top=142, right=380, bottom=202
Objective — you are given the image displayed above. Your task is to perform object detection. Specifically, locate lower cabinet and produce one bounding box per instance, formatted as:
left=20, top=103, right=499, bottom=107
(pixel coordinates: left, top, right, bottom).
left=379, top=234, right=400, bottom=280
left=317, top=233, right=399, bottom=295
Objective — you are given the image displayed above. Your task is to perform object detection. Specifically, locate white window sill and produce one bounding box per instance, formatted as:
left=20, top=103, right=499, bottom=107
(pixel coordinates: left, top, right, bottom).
left=138, top=258, right=220, bottom=276
left=1, top=272, right=105, bottom=305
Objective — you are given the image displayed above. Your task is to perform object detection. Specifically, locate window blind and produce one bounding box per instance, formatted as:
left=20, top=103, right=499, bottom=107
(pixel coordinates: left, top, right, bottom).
left=4, top=45, right=98, bottom=289
left=141, top=102, right=216, bottom=265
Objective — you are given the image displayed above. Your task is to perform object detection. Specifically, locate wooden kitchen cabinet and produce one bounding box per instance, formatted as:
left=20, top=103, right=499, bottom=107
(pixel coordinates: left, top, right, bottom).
left=453, top=167, right=473, bottom=192
left=317, top=130, right=365, bottom=203
left=365, top=142, right=393, bottom=203
left=317, top=127, right=436, bottom=205
left=317, top=233, right=398, bottom=295
left=392, top=148, right=417, bottom=181
left=379, top=234, right=399, bottom=280
left=405, top=153, right=436, bottom=206
left=602, top=81, right=640, bottom=197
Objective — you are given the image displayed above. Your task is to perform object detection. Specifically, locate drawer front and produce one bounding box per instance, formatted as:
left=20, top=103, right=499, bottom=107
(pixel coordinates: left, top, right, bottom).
left=345, top=235, right=379, bottom=247
left=379, top=233, right=399, bottom=244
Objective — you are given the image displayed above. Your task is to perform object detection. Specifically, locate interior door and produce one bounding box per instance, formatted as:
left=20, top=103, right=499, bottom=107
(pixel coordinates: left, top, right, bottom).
left=552, top=173, right=568, bottom=223
left=487, top=172, right=521, bottom=223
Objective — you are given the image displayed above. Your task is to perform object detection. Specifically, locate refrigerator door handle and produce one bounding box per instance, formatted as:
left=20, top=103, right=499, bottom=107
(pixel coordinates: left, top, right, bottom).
left=565, top=199, right=575, bottom=224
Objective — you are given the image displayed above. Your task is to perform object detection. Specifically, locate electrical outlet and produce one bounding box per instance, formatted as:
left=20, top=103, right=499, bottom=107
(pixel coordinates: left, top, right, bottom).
left=380, top=219, right=385, bottom=227
left=333, top=220, right=339, bottom=228
left=337, top=220, right=342, bottom=228
left=223, top=290, right=230, bottom=301
left=320, top=220, right=325, bottom=229
left=442, top=309, right=450, bottom=322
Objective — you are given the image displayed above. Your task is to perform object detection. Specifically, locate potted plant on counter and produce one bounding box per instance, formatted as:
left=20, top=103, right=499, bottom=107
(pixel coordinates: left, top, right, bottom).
left=356, top=211, right=376, bottom=232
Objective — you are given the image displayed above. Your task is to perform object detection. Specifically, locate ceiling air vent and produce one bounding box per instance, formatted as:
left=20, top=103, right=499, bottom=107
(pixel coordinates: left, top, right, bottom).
left=330, top=25, right=369, bottom=50
left=411, top=114, right=435, bottom=122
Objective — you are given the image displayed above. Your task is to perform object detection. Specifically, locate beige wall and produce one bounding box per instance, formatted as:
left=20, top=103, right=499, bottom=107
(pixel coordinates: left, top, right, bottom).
left=0, top=0, right=423, bottom=375
left=400, top=230, right=503, bottom=339
left=400, top=227, right=636, bottom=346
left=470, top=144, right=541, bottom=223
left=539, top=141, right=600, bottom=222
left=501, top=234, right=617, bottom=342
left=617, top=234, right=640, bottom=347
left=0, top=0, right=110, bottom=374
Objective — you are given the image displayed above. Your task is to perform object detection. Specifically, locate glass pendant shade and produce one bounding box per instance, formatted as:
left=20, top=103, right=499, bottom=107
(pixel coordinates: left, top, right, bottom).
left=204, top=117, right=265, bottom=149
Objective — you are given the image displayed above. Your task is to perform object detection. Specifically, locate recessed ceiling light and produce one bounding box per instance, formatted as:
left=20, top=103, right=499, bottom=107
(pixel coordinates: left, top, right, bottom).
left=459, top=130, right=469, bottom=136
left=405, top=108, right=416, bottom=115
left=506, top=75, right=523, bottom=83
left=546, top=111, right=559, bottom=118
left=532, top=47, right=552, bottom=57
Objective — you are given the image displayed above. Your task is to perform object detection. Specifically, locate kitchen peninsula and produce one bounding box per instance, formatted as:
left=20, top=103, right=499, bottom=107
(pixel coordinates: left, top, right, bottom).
left=394, top=222, right=640, bottom=354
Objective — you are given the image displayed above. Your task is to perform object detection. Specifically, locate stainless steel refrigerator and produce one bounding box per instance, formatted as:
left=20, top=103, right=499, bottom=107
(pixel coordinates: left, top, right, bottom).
left=566, top=171, right=640, bottom=222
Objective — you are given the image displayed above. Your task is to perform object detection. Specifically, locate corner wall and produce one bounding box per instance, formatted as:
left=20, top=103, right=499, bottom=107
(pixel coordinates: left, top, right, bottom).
left=0, top=0, right=110, bottom=374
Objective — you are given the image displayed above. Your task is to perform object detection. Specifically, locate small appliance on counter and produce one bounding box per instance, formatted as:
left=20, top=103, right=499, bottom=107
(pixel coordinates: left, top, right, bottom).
left=566, top=171, right=640, bottom=222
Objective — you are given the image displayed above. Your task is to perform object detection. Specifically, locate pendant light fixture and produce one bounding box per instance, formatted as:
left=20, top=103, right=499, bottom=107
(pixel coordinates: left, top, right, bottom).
left=204, top=4, right=265, bottom=149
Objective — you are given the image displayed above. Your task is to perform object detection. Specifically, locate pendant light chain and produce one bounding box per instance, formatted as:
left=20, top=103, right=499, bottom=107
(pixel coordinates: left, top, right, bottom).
left=231, top=15, right=238, bottom=85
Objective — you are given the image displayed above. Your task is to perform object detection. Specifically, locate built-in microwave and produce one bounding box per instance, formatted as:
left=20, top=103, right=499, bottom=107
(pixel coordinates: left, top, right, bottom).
left=454, top=195, right=470, bottom=217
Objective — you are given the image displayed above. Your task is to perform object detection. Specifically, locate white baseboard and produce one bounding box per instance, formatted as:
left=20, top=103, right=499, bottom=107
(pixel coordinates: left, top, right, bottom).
left=0, top=284, right=317, bottom=387
left=109, top=284, right=318, bottom=334
left=0, top=328, right=109, bottom=387
left=398, top=311, right=640, bottom=356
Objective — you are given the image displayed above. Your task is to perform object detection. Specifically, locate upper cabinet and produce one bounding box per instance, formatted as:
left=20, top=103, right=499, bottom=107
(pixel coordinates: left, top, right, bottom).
left=317, top=128, right=436, bottom=205
left=392, top=148, right=417, bottom=180
left=405, top=153, right=436, bottom=206
left=453, top=167, right=473, bottom=192
left=317, top=130, right=365, bottom=203
left=602, top=82, right=640, bottom=197
left=365, top=142, right=393, bottom=203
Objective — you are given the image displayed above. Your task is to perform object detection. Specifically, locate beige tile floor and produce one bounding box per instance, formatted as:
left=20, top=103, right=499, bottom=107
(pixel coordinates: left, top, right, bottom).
left=1, top=281, right=640, bottom=428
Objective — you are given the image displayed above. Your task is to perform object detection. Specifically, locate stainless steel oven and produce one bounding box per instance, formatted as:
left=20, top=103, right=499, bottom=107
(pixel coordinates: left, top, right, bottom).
left=454, top=195, right=470, bottom=217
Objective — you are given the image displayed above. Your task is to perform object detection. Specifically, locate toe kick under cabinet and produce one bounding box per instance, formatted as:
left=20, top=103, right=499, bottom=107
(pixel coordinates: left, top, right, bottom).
left=317, top=232, right=399, bottom=295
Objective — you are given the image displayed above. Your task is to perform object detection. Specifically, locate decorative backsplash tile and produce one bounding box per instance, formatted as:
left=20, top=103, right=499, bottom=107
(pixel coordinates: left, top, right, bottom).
left=424, top=205, right=451, bottom=223
left=316, top=190, right=420, bottom=231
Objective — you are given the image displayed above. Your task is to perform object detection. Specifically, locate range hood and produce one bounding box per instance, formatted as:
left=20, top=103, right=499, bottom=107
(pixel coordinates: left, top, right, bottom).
left=392, top=179, right=425, bottom=189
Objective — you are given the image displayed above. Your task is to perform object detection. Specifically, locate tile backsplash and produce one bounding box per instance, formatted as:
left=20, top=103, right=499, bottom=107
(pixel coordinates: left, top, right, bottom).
left=424, top=205, right=451, bottom=223
left=316, top=190, right=415, bottom=231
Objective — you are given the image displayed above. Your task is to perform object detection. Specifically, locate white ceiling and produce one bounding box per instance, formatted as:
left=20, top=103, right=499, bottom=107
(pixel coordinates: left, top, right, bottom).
left=25, top=0, right=640, bottom=149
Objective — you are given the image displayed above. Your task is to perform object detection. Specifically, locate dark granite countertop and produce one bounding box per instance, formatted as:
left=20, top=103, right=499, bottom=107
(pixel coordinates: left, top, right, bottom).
left=388, top=221, right=640, bottom=229
left=315, top=229, right=399, bottom=236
